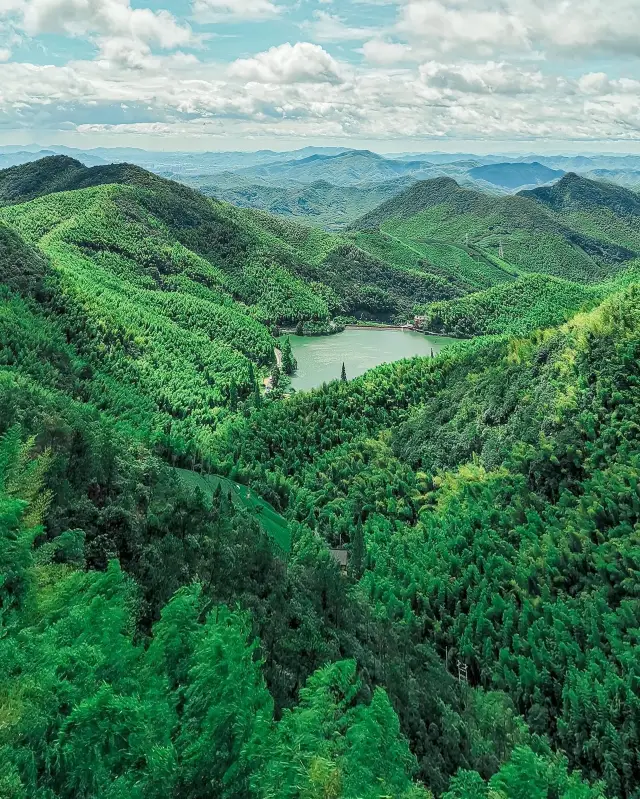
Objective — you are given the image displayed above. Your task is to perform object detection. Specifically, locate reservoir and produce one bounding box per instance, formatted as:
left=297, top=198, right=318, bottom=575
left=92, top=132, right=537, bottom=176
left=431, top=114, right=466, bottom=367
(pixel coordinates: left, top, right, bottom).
left=288, top=327, right=454, bottom=392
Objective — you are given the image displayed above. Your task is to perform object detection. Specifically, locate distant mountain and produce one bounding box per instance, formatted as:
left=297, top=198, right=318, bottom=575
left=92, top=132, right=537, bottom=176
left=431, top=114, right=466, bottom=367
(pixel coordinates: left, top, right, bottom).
left=187, top=175, right=416, bottom=230
left=469, top=161, right=564, bottom=190
left=232, top=149, right=448, bottom=186
left=583, top=169, right=640, bottom=190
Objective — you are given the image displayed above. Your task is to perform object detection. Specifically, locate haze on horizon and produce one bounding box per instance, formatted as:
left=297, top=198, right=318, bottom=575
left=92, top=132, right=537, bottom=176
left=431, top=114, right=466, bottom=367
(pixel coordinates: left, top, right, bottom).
left=1, top=0, right=640, bottom=153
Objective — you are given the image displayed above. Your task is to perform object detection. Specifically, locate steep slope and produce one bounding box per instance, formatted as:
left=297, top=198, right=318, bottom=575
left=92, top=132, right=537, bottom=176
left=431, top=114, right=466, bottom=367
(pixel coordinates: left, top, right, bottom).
left=3, top=151, right=639, bottom=799
left=0, top=156, right=466, bottom=326
left=214, top=282, right=640, bottom=798
left=522, top=172, right=640, bottom=250
left=353, top=176, right=637, bottom=283
left=469, top=161, right=564, bottom=189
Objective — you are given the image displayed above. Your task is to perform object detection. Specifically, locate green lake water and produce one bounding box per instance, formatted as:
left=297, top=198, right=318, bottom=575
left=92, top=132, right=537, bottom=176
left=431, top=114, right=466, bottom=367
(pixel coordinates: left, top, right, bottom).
left=288, top=328, right=454, bottom=392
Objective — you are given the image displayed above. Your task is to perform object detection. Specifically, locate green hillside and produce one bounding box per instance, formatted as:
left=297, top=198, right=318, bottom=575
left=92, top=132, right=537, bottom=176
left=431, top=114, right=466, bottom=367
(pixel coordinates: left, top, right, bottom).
left=5, top=153, right=640, bottom=799
left=414, top=273, right=604, bottom=337
left=353, top=176, right=638, bottom=284
left=522, top=172, right=640, bottom=250
left=212, top=283, right=640, bottom=798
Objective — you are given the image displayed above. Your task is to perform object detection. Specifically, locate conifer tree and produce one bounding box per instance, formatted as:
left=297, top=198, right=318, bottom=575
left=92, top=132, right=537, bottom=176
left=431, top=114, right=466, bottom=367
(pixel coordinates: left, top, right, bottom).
left=281, top=338, right=297, bottom=376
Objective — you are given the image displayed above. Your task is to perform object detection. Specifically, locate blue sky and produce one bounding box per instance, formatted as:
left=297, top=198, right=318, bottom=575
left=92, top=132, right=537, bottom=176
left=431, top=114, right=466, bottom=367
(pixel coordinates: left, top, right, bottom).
left=1, top=0, right=640, bottom=152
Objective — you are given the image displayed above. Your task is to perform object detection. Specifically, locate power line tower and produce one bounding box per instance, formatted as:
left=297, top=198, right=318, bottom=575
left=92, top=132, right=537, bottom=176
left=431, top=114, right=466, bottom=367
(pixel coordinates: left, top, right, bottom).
left=457, top=660, right=468, bottom=684
left=465, top=232, right=469, bottom=248
left=499, top=240, right=504, bottom=259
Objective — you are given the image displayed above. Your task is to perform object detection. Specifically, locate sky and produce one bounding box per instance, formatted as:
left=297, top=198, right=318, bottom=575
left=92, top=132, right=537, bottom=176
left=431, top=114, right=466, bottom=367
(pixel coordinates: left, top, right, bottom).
left=1, top=0, right=640, bottom=153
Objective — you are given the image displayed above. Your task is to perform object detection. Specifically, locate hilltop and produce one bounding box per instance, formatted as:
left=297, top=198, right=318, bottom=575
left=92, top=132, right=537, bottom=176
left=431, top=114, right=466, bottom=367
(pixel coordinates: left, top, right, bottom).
left=522, top=172, right=640, bottom=251
left=521, top=171, right=640, bottom=216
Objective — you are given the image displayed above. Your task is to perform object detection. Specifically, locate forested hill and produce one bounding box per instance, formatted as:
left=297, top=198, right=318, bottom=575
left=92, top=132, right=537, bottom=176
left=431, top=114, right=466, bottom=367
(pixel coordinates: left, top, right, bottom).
left=350, top=176, right=462, bottom=230
left=3, top=152, right=640, bottom=798
left=351, top=174, right=639, bottom=284
left=0, top=155, right=482, bottom=325
left=520, top=171, right=640, bottom=216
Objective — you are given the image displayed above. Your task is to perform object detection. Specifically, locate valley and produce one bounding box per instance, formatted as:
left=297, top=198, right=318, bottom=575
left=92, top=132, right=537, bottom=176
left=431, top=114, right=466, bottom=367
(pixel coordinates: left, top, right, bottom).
left=2, top=151, right=640, bottom=799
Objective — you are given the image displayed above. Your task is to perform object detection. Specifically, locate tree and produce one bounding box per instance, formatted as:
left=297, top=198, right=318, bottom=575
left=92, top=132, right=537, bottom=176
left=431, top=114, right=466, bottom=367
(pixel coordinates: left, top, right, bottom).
left=295, top=320, right=304, bottom=336
left=281, top=338, right=297, bottom=376
left=350, top=518, right=365, bottom=579
left=229, top=378, right=238, bottom=412
left=341, top=362, right=347, bottom=382
left=176, top=607, right=273, bottom=799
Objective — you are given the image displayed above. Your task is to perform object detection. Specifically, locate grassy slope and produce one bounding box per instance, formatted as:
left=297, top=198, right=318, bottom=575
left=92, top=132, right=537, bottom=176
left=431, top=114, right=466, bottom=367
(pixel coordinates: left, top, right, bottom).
left=175, top=467, right=291, bottom=552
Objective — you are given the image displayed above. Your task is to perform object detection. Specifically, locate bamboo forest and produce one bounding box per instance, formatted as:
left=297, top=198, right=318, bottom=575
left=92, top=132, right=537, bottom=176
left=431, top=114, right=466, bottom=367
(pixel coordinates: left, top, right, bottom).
left=2, top=150, right=640, bottom=799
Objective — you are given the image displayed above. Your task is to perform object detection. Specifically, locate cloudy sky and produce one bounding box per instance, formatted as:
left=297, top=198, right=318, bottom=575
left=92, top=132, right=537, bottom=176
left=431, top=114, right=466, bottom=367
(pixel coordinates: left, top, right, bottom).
left=1, top=0, right=640, bottom=152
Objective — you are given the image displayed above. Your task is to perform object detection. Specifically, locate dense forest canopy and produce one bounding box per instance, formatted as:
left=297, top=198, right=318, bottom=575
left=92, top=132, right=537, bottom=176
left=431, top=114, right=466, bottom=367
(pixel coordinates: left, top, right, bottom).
left=1, top=155, right=640, bottom=798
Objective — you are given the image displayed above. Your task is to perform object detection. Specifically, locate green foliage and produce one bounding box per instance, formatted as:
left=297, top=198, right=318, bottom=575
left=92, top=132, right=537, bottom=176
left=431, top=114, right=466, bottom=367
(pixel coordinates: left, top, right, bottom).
left=444, top=747, right=605, bottom=799
left=415, top=274, right=604, bottom=337
left=4, top=155, right=639, bottom=799
left=0, top=450, right=426, bottom=799
left=280, top=337, right=297, bottom=376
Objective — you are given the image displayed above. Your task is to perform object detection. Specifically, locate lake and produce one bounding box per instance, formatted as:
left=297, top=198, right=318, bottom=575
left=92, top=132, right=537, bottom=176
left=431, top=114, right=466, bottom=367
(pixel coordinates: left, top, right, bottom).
left=288, top=327, right=454, bottom=392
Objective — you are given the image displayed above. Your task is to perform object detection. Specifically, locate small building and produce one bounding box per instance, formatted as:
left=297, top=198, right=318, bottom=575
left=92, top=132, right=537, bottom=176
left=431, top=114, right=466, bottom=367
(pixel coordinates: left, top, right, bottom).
left=329, top=548, right=348, bottom=573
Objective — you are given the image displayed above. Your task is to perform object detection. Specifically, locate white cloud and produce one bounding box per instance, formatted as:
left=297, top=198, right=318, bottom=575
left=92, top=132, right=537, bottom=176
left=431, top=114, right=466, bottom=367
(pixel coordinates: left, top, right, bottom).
left=228, top=42, right=344, bottom=84
left=361, top=39, right=413, bottom=65
left=4, top=52, right=640, bottom=146
left=303, top=10, right=379, bottom=42
left=419, top=61, right=545, bottom=95
left=3, top=0, right=640, bottom=146
left=12, top=0, right=194, bottom=48
left=192, top=0, right=282, bottom=22
left=397, top=1, right=529, bottom=57
left=0, top=48, right=11, bottom=61
left=395, top=0, right=640, bottom=58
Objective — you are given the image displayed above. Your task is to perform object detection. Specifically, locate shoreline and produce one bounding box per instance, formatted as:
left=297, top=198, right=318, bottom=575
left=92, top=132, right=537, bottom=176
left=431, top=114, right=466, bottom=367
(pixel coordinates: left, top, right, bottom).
left=282, top=323, right=468, bottom=340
